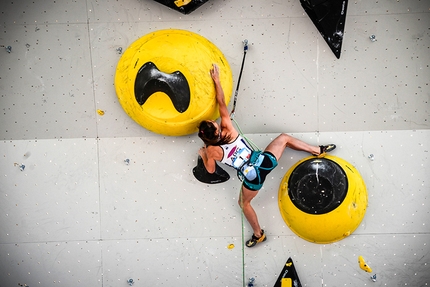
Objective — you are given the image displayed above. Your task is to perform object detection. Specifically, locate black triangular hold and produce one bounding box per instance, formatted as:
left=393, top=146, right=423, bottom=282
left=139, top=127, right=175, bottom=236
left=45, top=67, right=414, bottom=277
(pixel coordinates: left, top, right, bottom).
left=193, top=156, right=230, bottom=184
left=153, top=0, right=210, bottom=15
left=273, top=257, right=302, bottom=287
left=300, top=0, right=348, bottom=59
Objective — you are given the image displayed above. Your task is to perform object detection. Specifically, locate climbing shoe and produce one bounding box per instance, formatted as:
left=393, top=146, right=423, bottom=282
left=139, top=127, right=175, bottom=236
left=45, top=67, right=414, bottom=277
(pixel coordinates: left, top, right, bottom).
left=316, top=144, right=336, bottom=157
left=246, top=230, right=266, bottom=248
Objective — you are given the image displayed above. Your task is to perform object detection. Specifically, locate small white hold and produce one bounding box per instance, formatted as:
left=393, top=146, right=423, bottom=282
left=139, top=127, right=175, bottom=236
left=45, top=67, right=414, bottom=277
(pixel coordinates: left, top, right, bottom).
left=368, top=154, right=375, bottom=161
left=124, top=159, right=130, bottom=165
left=127, top=278, right=134, bottom=286
left=369, top=35, right=377, bottom=42
left=371, top=274, right=377, bottom=282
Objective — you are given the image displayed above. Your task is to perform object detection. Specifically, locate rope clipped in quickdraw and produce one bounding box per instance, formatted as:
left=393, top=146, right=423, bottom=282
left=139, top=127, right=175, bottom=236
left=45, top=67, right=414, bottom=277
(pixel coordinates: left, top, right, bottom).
left=230, top=39, right=249, bottom=118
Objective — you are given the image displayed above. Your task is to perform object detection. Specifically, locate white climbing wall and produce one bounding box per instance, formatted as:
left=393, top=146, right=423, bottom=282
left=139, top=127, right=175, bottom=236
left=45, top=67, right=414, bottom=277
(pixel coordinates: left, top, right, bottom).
left=0, top=0, right=429, bottom=286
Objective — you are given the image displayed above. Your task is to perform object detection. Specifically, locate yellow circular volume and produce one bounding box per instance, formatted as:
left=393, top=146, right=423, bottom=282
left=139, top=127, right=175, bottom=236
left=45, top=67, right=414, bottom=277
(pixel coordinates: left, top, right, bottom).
left=278, top=155, right=368, bottom=244
left=114, top=29, right=233, bottom=136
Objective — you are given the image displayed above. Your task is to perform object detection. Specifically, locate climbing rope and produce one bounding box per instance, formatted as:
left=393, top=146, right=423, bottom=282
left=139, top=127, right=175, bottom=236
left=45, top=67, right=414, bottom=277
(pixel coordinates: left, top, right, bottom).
left=231, top=117, right=260, bottom=152
left=231, top=116, right=257, bottom=287
left=240, top=182, right=246, bottom=287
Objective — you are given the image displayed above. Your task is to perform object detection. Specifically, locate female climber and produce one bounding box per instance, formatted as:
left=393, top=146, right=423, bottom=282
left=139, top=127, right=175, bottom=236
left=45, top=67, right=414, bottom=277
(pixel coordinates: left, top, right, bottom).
left=197, top=64, right=336, bottom=247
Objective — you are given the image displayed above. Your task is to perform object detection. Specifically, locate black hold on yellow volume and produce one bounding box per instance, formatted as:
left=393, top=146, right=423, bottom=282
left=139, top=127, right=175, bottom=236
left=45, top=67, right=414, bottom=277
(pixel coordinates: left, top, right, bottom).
left=278, top=155, right=368, bottom=244
left=115, top=29, right=233, bottom=136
